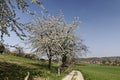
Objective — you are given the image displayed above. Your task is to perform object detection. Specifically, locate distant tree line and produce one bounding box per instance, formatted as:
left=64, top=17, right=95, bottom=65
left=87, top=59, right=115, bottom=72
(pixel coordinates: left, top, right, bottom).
left=78, top=57, right=120, bottom=66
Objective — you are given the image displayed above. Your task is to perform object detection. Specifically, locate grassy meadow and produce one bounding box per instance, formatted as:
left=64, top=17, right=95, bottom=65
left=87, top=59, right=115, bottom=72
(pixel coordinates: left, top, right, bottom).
left=0, top=54, right=120, bottom=80
left=0, top=54, right=71, bottom=80
left=73, top=64, right=120, bottom=80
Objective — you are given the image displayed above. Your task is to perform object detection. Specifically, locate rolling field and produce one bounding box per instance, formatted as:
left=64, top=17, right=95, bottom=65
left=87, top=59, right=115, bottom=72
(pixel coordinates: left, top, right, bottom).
left=73, top=64, right=120, bottom=80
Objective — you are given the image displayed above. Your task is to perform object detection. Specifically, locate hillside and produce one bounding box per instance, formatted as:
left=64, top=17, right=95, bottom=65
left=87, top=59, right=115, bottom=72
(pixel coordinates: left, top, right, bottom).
left=0, top=54, right=70, bottom=80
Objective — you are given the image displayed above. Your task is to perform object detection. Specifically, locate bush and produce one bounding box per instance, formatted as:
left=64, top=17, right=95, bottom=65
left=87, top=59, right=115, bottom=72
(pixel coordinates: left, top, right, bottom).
left=0, top=44, right=5, bottom=54
left=24, top=54, right=37, bottom=60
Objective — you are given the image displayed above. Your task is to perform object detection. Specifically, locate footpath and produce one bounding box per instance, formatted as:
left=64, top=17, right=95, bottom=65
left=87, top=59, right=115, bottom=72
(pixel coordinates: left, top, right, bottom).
left=62, top=70, right=84, bottom=80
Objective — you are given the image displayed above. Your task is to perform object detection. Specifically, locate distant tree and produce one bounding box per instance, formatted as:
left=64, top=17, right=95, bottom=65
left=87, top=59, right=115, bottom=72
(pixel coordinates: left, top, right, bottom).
left=13, top=46, right=25, bottom=57
left=0, top=0, right=46, bottom=41
left=4, top=47, right=10, bottom=53
left=102, top=60, right=106, bottom=65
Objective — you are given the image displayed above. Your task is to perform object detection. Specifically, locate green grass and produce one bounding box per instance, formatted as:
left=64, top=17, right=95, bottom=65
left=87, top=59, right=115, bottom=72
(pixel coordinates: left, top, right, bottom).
left=73, top=64, right=120, bottom=80
left=0, top=54, right=71, bottom=80
left=1, top=54, right=120, bottom=80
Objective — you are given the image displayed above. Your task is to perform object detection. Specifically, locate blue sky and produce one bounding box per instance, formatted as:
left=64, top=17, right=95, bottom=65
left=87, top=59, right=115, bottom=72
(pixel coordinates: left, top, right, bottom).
left=4, top=0, right=120, bottom=57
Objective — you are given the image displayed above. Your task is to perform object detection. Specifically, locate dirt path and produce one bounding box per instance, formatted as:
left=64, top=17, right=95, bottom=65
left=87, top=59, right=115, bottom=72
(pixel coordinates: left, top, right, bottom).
left=62, top=70, right=84, bottom=80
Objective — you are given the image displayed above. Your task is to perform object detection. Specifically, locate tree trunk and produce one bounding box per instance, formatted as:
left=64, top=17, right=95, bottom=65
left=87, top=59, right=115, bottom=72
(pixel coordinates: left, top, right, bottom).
left=62, top=54, right=67, bottom=67
left=47, top=47, right=52, bottom=70
left=48, top=57, right=52, bottom=70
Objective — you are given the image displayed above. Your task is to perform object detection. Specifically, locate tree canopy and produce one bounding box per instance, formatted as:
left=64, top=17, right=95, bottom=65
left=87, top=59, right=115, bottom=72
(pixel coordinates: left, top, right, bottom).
left=27, top=14, right=87, bottom=70
left=0, top=0, right=45, bottom=41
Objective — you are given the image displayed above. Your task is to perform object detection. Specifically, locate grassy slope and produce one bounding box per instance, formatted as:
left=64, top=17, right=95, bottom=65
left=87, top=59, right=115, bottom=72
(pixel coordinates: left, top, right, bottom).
left=73, top=64, right=120, bottom=80
left=0, top=54, right=71, bottom=80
